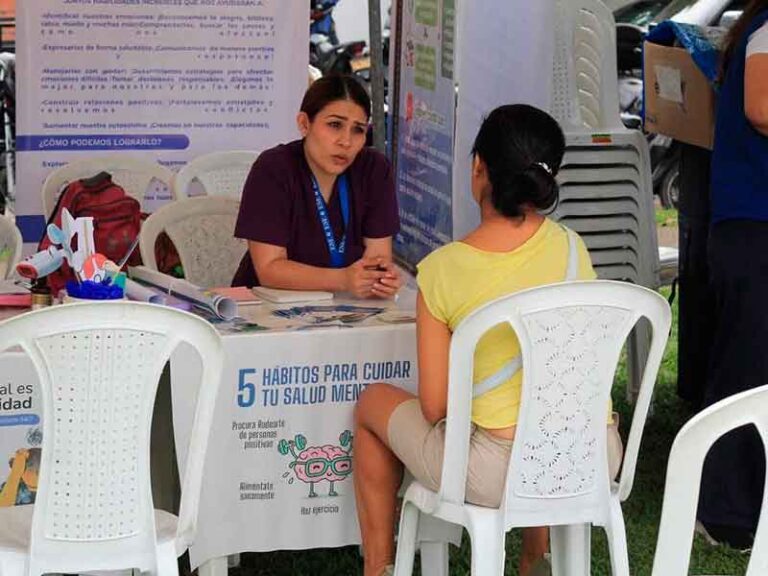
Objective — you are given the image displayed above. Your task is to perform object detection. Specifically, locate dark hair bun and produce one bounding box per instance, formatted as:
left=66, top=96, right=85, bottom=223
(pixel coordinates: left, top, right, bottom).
left=471, top=104, right=565, bottom=219
left=491, top=163, right=559, bottom=218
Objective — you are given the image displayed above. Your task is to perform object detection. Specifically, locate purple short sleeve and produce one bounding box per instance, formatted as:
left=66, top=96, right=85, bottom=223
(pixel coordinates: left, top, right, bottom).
left=234, top=151, right=293, bottom=247
left=359, top=151, right=399, bottom=239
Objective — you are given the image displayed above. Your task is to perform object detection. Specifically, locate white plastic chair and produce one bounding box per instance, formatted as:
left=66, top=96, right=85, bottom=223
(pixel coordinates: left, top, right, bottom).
left=139, top=196, right=246, bottom=289
left=652, top=384, right=768, bottom=576
left=393, top=281, right=672, bottom=576
left=0, top=302, right=223, bottom=576
left=0, top=214, right=21, bottom=278
left=41, top=156, right=175, bottom=218
left=555, top=130, right=659, bottom=289
left=173, top=151, right=258, bottom=200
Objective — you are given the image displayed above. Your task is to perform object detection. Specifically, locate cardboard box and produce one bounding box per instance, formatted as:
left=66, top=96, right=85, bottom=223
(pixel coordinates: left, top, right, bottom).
left=644, top=41, right=716, bottom=150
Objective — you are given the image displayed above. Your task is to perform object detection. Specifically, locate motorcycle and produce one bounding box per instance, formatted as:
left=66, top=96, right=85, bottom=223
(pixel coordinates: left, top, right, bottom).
left=309, top=1, right=367, bottom=77
left=650, top=135, right=681, bottom=210
left=617, top=22, right=680, bottom=209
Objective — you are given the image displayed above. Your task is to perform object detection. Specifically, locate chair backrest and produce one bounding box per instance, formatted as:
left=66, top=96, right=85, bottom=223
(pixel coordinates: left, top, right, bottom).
left=552, top=0, right=623, bottom=131
left=0, top=214, right=22, bottom=278
left=652, top=384, right=768, bottom=576
left=139, top=196, right=246, bottom=289
left=438, top=281, right=671, bottom=529
left=0, top=302, right=223, bottom=575
left=173, top=151, right=258, bottom=200
left=41, top=157, right=175, bottom=218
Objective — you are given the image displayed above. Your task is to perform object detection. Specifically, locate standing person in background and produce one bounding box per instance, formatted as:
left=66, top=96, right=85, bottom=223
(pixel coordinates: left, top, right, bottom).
left=696, top=0, right=768, bottom=550
left=232, top=74, right=401, bottom=299
left=310, top=0, right=341, bottom=45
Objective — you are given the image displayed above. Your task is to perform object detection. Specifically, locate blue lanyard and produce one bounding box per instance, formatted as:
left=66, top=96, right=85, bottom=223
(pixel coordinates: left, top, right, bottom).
left=311, top=174, right=350, bottom=268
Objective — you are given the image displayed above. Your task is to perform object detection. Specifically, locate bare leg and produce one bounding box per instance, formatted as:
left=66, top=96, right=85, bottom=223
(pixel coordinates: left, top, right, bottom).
left=520, top=526, right=549, bottom=575
left=354, top=383, right=415, bottom=576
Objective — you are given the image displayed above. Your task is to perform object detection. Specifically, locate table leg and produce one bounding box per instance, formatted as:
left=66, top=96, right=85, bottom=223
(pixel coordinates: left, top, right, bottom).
left=198, top=556, right=228, bottom=576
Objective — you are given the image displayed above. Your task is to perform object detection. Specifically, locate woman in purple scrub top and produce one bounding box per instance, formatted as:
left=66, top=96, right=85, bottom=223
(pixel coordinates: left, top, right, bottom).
left=232, top=75, right=401, bottom=299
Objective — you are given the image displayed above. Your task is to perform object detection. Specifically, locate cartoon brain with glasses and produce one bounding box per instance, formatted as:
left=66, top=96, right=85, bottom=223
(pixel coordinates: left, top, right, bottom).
left=278, top=430, right=353, bottom=498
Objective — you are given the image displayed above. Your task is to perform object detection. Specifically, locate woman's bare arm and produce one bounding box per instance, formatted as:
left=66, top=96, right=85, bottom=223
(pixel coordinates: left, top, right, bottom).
left=746, top=54, right=768, bottom=136
left=416, top=291, right=451, bottom=424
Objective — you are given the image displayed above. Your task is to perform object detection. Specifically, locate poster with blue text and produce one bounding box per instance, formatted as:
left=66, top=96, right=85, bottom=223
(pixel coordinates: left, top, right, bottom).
left=15, top=0, right=307, bottom=249
left=394, top=0, right=456, bottom=268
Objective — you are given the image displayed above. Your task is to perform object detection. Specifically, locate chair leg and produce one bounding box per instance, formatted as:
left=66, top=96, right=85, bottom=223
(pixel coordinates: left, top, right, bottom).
left=197, top=556, right=228, bottom=576
left=550, top=523, right=591, bottom=576
left=0, top=554, right=25, bottom=576
left=419, top=541, right=449, bottom=576
left=393, top=501, right=420, bottom=576
left=155, top=542, right=180, bottom=576
left=466, top=518, right=505, bottom=576
left=605, top=504, right=630, bottom=576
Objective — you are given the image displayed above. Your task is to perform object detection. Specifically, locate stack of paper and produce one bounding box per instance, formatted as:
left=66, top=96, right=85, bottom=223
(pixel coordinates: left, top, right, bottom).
left=251, top=286, right=333, bottom=304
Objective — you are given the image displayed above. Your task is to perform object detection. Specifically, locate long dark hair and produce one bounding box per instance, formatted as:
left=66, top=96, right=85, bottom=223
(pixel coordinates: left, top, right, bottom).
left=471, top=104, right=565, bottom=219
left=721, top=0, right=768, bottom=77
left=300, top=74, right=371, bottom=121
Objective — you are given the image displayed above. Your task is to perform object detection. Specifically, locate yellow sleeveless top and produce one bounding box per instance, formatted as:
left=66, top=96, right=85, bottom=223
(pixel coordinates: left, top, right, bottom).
left=416, top=219, right=597, bottom=428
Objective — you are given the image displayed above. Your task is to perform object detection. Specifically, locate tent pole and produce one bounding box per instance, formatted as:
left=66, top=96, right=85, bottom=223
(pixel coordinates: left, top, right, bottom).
left=367, top=0, right=386, bottom=152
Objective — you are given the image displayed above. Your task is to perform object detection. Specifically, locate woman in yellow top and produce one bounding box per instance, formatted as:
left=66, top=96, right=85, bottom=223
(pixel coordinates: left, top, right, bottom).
left=353, top=105, right=617, bottom=576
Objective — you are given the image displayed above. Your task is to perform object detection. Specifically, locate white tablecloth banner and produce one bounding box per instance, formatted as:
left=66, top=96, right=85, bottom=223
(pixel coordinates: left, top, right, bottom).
left=0, top=352, right=43, bottom=507
left=171, top=324, right=418, bottom=568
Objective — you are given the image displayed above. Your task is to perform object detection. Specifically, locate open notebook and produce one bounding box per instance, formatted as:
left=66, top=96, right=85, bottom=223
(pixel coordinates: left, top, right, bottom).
left=251, top=286, right=333, bottom=304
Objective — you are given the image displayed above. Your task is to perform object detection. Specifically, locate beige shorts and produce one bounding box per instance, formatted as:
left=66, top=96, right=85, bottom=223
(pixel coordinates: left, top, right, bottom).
left=387, top=399, right=624, bottom=508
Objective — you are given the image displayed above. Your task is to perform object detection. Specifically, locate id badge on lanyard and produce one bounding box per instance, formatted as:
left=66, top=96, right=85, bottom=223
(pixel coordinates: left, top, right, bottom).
left=311, top=174, right=350, bottom=268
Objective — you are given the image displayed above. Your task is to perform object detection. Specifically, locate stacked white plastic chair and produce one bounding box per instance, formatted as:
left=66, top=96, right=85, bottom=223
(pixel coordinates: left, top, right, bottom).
left=555, top=131, right=658, bottom=287
left=652, top=384, right=768, bottom=575
left=41, top=156, right=176, bottom=218
left=139, top=196, right=246, bottom=289
left=551, top=0, right=624, bottom=133
left=0, top=214, right=21, bottom=278
left=393, top=281, right=672, bottom=576
left=551, top=0, right=660, bottom=401
left=0, top=302, right=224, bottom=576
left=173, top=151, right=259, bottom=200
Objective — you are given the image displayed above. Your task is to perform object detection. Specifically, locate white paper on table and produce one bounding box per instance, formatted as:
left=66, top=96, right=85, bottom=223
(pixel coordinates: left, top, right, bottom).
left=0, top=280, right=29, bottom=295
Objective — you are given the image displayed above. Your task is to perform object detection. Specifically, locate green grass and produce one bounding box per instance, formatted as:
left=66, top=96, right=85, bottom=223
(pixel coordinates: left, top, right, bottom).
left=655, top=208, right=678, bottom=228
left=232, top=289, right=751, bottom=575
